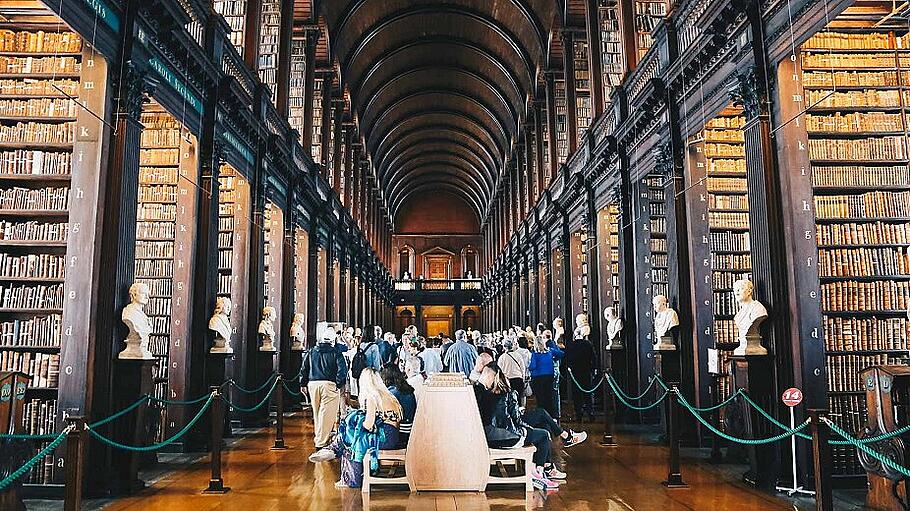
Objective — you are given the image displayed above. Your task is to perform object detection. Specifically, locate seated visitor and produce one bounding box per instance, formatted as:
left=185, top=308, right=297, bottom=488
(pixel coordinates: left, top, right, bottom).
left=309, top=368, right=402, bottom=489
left=473, top=362, right=563, bottom=490
left=404, top=356, right=426, bottom=398
left=469, top=352, right=494, bottom=382
left=380, top=364, right=416, bottom=448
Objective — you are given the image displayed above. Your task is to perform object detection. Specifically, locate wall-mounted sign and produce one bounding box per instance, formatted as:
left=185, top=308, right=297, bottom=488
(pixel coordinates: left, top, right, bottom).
left=148, top=56, right=204, bottom=114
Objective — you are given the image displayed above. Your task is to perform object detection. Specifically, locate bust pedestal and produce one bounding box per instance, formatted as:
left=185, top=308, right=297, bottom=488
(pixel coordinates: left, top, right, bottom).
left=731, top=353, right=775, bottom=487
left=654, top=334, right=677, bottom=351
left=205, top=348, right=233, bottom=440
left=109, top=358, right=156, bottom=495
left=239, top=350, right=278, bottom=428
left=600, top=344, right=623, bottom=446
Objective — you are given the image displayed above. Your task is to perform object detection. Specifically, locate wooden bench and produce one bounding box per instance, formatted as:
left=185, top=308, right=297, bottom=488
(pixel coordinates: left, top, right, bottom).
left=362, top=446, right=536, bottom=493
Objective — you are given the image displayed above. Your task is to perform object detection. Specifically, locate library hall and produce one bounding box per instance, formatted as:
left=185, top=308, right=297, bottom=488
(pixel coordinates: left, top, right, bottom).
left=7, top=0, right=910, bottom=510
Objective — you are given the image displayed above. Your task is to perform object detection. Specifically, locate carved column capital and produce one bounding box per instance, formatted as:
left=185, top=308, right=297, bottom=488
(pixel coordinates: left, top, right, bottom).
left=114, top=61, right=158, bottom=119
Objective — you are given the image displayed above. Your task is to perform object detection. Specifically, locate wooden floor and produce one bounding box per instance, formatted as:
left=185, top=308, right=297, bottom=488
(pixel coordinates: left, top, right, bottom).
left=98, top=414, right=817, bottom=511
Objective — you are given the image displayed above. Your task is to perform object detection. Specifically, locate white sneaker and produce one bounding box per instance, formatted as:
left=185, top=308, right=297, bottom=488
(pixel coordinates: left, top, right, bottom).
left=308, top=448, right=336, bottom=463
left=564, top=430, right=588, bottom=448
left=545, top=466, right=567, bottom=480
left=334, top=479, right=352, bottom=489
left=531, top=468, right=560, bottom=490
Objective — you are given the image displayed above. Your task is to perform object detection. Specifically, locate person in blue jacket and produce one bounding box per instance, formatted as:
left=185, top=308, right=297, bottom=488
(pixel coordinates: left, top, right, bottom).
left=529, top=332, right=564, bottom=419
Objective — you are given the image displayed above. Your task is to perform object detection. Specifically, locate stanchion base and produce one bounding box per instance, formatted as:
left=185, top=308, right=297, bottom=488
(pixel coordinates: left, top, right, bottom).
left=662, top=475, right=689, bottom=489
left=599, top=434, right=618, bottom=447
left=270, top=441, right=289, bottom=450
left=202, top=480, right=231, bottom=494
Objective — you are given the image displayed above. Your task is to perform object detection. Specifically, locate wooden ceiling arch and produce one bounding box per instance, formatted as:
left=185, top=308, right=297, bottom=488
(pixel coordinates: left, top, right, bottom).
left=316, top=0, right=557, bottom=221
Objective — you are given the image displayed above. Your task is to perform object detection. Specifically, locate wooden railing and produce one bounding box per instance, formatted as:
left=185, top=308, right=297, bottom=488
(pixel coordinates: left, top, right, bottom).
left=394, top=279, right=483, bottom=292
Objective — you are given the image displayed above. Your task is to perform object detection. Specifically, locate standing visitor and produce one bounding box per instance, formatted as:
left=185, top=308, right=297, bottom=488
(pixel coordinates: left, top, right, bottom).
left=404, top=356, right=426, bottom=397
left=303, top=323, right=349, bottom=459
left=550, top=319, right=566, bottom=419
left=443, top=329, right=479, bottom=378
left=498, top=337, right=530, bottom=400
left=417, top=337, right=443, bottom=376
left=529, top=333, right=564, bottom=419
left=565, top=325, right=597, bottom=422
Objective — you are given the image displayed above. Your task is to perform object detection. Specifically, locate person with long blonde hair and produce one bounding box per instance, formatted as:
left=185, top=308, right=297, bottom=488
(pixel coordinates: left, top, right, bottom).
left=310, top=368, right=402, bottom=489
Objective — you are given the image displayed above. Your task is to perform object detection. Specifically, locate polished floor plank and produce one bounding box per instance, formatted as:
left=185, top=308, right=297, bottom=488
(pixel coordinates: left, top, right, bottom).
left=99, top=414, right=813, bottom=511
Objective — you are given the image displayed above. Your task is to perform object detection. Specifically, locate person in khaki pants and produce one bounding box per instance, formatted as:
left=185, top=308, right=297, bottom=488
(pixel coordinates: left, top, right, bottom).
left=302, top=323, right=348, bottom=456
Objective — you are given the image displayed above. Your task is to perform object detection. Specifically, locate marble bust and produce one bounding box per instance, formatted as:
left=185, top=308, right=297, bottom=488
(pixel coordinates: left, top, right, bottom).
left=119, top=282, right=155, bottom=360
left=289, top=313, right=305, bottom=350
left=604, top=306, right=624, bottom=350
left=733, top=279, right=769, bottom=356
left=552, top=318, right=565, bottom=345
left=653, top=295, right=679, bottom=351
left=208, top=297, right=234, bottom=354
left=573, top=313, right=591, bottom=340
left=258, top=306, right=277, bottom=352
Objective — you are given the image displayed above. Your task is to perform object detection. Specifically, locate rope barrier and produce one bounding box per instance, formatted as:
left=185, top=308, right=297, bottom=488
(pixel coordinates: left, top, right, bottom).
left=676, top=390, right=810, bottom=445
left=824, top=418, right=910, bottom=478
left=89, top=396, right=152, bottom=429
left=0, top=432, right=59, bottom=440
left=687, top=388, right=743, bottom=413
left=227, top=373, right=279, bottom=394
left=606, top=375, right=668, bottom=411
left=566, top=368, right=607, bottom=394
left=224, top=378, right=280, bottom=413
left=87, top=394, right=215, bottom=452
left=608, top=373, right=659, bottom=402
left=282, top=381, right=302, bottom=397
left=150, top=393, right=214, bottom=406
left=0, top=426, right=71, bottom=491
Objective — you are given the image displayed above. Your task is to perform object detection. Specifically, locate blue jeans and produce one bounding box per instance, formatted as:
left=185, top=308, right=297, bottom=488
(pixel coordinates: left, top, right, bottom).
left=333, top=423, right=399, bottom=488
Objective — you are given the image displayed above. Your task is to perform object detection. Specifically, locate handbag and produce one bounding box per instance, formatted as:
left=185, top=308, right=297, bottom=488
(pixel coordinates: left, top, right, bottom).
left=508, top=352, right=533, bottom=397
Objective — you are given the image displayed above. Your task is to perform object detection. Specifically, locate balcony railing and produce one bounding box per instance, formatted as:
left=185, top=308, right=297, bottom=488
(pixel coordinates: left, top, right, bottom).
left=394, top=279, right=483, bottom=292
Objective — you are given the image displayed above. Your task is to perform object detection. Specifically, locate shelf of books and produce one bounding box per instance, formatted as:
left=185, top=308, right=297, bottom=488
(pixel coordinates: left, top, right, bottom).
left=554, top=78, right=569, bottom=165
left=797, top=21, right=910, bottom=477
left=598, top=0, right=624, bottom=100
left=0, top=0, right=107, bottom=486
left=570, top=229, right=589, bottom=315
left=540, top=101, right=551, bottom=185
left=311, top=75, right=324, bottom=164
left=257, top=0, right=281, bottom=102
left=608, top=203, right=622, bottom=306
left=634, top=0, right=667, bottom=60
left=263, top=201, right=283, bottom=355
left=213, top=0, right=246, bottom=55
left=704, top=108, right=751, bottom=400
left=573, top=39, right=593, bottom=146
left=645, top=174, right=668, bottom=297
left=288, top=38, right=306, bottom=145
left=134, top=102, right=199, bottom=441
left=293, top=227, right=308, bottom=340
left=217, top=162, right=250, bottom=391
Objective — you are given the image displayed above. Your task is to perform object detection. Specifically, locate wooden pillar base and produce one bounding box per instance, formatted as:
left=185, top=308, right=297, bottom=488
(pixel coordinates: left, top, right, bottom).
left=206, top=353, right=233, bottom=441
left=732, top=354, right=775, bottom=488
left=109, top=358, right=156, bottom=495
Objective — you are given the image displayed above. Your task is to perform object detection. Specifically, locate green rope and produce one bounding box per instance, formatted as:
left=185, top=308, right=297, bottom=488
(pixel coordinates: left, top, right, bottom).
left=88, top=396, right=151, bottom=429
left=228, top=373, right=278, bottom=394
left=567, top=368, right=607, bottom=394
left=87, top=394, right=214, bottom=452
left=607, top=375, right=668, bottom=411
left=825, top=418, right=910, bottom=478
left=282, top=381, right=302, bottom=397
left=738, top=392, right=813, bottom=440
left=224, top=378, right=279, bottom=413
left=150, top=393, right=213, bottom=406
left=676, top=391, right=810, bottom=445
left=0, top=432, right=58, bottom=440
left=0, top=428, right=69, bottom=491
left=836, top=423, right=910, bottom=446
left=607, top=373, right=659, bottom=401
left=687, top=389, right=743, bottom=413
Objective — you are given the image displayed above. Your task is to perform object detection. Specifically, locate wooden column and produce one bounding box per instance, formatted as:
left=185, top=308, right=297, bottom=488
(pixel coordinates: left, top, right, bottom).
left=273, top=0, right=295, bottom=116
left=240, top=156, right=267, bottom=427
left=584, top=0, right=605, bottom=115
left=544, top=72, right=560, bottom=181
left=242, top=0, right=262, bottom=67
left=561, top=30, right=579, bottom=155
left=338, top=256, right=348, bottom=323
left=331, top=102, right=344, bottom=194
left=533, top=101, right=546, bottom=198
left=318, top=72, right=333, bottom=170
left=300, top=29, right=318, bottom=150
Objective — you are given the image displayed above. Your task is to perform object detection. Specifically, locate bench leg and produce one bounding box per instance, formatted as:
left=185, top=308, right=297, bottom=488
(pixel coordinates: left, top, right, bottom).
left=524, top=457, right=534, bottom=493
left=362, top=452, right=372, bottom=493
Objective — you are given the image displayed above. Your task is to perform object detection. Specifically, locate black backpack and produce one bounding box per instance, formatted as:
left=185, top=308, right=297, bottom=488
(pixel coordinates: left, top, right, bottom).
left=351, top=343, right=372, bottom=379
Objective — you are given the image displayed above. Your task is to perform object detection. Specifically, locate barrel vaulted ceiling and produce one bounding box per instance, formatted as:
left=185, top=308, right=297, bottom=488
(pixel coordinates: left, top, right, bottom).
left=317, top=0, right=560, bottom=225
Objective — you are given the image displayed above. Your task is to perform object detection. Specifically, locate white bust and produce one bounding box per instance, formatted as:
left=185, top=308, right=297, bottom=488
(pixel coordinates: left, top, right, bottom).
left=573, top=313, right=591, bottom=340
left=552, top=318, right=565, bottom=345
left=258, top=306, right=277, bottom=352
left=289, top=313, right=305, bottom=350
left=604, top=306, right=624, bottom=349
left=119, top=282, right=155, bottom=360
left=653, top=295, right=679, bottom=351
left=209, top=297, right=234, bottom=354
left=733, top=279, right=769, bottom=356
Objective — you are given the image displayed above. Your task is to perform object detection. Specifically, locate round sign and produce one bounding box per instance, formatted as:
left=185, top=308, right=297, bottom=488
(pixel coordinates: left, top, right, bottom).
left=782, top=388, right=803, bottom=407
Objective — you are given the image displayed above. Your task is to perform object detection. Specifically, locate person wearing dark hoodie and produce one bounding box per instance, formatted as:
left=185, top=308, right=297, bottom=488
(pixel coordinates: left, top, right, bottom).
left=565, top=314, right=598, bottom=422
left=303, top=322, right=349, bottom=459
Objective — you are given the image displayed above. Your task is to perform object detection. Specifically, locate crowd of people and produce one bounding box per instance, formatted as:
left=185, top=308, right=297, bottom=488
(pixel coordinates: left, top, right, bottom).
left=300, top=319, right=594, bottom=491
